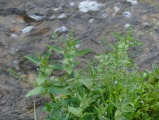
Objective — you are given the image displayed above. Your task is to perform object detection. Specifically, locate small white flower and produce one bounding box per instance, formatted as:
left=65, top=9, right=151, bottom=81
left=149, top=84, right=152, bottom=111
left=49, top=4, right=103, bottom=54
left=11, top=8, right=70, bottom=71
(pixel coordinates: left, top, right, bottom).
left=75, top=44, right=81, bottom=48
left=114, top=80, right=118, bottom=84
left=134, top=85, right=137, bottom=89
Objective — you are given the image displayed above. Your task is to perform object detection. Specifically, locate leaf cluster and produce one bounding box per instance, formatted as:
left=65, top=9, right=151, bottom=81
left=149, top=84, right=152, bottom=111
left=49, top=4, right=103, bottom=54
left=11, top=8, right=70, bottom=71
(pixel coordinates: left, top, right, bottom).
left=25, top=31, right=159, bottom=120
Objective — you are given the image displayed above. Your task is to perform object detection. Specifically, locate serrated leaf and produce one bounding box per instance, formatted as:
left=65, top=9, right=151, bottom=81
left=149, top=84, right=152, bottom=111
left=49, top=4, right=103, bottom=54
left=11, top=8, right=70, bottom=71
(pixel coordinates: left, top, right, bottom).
left=111, top=32, right=124, bottom=41
left=62, top=64, right=74, bottom=75
left=75, top=49, right=91, bottom=56
left=47, top=45, right=64, bottom=54
left=68, top=107, right=83, bottom=117
left=25, top=56, right=40, bottom=65
left=49, top=64, right=62, bottom=70
left=79, top=78, right=92, bottom=90
left=26, top=86, right=45, bottom=97
left=47, top=86, right=70, bottom=96
left=36, top=75, right=47, bottom=85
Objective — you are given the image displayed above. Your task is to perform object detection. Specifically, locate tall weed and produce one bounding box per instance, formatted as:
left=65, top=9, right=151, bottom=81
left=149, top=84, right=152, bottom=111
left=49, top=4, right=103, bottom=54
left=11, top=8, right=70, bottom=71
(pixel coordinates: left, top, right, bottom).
left=25, top=31, right=159, bottom=119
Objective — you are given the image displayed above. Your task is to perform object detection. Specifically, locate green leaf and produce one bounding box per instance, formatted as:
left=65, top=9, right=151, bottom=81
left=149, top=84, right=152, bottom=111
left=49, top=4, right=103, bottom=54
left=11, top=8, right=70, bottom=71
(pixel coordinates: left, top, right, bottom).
left=26, top=86, right=45, bottom=97
left=75, top=49, right=91, bottom=56
left=47, top=45, right=64, bottom=54
left=68, top=107, right=83, bottom=117
left=111, top=32, right=124, bottom=41
left=49, top=64, right=62, bottom=70
left=47, top=86, right=70, bottom=96
left=79, top=78, right=92, bottom=90
left=36, top=75, right=47, bottom=85
left=52, top=31, right=58, bottom=38
left=62, top=64, right=74, bottom=75
left=24, top=56, right=40, bottom=65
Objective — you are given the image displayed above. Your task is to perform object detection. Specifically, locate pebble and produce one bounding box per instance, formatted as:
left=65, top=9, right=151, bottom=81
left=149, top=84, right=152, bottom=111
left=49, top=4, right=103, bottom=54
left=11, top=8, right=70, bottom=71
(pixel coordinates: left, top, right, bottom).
left=124, top=23, right=130, bottom=28
left=57, top=13, right=67, bottom=19
left=75, top=44, right=81, bottom=48
left=52, top=7, right=62, bottom=11
left=126, top=0, right=138, bottom=5
left=122, top=11, right=131, bottom=18
left=78, top=0, right=104, bottom=13
left=89, top=18, right=95, bottom=23
left=21, top=26, right=33, bottom=34
left=101, top=14, right=108, bottom=19
left=29, top=15, right=45, bottom=21
left=70, top=2, right=75, bottom=7
left=114, top=5, right=120, bottom=13
left=49, top=15, right=56, bottom=20
left=10, top=34, right=18, bottom=38
left=112, top=3, right=121, bottom=16
left=55, top=26, right=68, bottom=33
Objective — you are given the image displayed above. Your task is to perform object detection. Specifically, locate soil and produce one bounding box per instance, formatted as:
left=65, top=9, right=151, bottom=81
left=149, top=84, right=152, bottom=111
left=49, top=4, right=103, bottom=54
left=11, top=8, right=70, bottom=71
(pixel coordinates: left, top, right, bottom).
left=1, top=0, right=159, bottom=119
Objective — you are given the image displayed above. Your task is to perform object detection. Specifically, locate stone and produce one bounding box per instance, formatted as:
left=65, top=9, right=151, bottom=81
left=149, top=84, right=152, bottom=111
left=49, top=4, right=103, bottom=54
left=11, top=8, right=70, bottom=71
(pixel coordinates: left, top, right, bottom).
left=122, top=11, right=131, bottom=18
left=21, top=26, right=33, bottom=34
left=78, top=0, right=104, bottom=13
left=10, top=34, right=18, bottom=38
left=126, top=0, right=138, bottom=5
left=57, top=13, right=67, bottom=19
left=55, top=26, right=68, bottom=33
left=29, top=14, right=45, bottom=21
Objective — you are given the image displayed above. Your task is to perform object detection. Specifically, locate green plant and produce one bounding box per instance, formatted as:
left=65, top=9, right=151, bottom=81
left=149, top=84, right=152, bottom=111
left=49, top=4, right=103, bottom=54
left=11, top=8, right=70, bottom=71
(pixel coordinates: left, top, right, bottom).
left=25, top=31, right=159, bottom=119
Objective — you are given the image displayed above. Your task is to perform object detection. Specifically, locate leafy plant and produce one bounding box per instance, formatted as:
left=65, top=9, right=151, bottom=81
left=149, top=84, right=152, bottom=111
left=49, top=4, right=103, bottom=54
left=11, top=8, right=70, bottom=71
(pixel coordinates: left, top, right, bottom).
left=25, top=31, right=159, bottom=119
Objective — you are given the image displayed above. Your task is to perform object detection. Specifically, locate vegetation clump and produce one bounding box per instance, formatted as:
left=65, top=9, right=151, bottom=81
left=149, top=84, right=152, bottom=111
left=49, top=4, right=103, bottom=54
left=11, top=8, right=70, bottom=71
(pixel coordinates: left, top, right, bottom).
left=25, top=31, right=159, bottom=119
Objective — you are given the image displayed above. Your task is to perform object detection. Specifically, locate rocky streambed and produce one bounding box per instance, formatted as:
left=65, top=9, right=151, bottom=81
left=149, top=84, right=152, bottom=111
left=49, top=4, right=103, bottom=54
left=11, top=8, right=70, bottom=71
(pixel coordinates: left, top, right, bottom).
left=1, top=0, right=159, bottom=119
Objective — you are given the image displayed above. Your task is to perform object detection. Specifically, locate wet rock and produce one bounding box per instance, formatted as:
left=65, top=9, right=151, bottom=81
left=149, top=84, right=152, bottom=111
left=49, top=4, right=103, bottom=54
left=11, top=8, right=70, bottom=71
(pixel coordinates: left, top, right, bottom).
left=0, top=8, right=26, bottom=16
